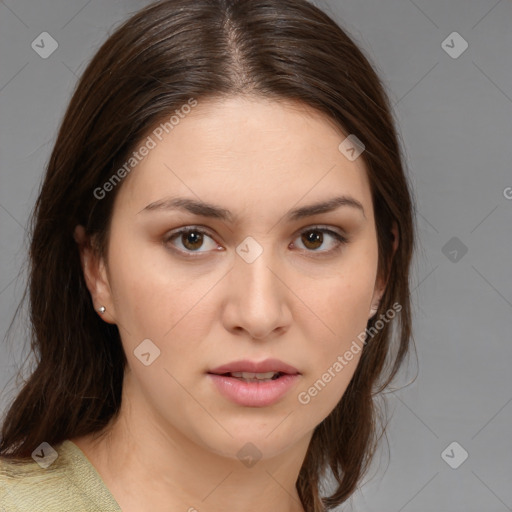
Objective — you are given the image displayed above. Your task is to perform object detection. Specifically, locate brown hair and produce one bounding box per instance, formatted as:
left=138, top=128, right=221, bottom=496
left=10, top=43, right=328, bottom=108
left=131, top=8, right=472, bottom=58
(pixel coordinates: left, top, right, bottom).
left=0, top=1, right=415, bottom=510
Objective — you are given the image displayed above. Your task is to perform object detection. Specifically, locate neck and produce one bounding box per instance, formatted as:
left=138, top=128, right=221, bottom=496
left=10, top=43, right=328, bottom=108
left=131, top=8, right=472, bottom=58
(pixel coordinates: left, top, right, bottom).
left=72, top=371, right=310, bottom=512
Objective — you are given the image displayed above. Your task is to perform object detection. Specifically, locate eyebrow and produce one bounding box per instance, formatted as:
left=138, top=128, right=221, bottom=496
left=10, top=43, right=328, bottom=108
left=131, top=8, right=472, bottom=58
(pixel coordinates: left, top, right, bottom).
left=138, top=195, right=366, bottom=221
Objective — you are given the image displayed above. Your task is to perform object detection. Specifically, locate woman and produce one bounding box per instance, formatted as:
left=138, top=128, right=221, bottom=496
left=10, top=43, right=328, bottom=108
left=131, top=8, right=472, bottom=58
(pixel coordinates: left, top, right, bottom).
left=0, top=0, right=415, bottom=511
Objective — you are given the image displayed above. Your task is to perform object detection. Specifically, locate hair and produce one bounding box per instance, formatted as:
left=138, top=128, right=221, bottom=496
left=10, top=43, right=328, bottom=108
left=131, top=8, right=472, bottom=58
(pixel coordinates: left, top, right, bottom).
left=0, top=1, right=416, bottom=510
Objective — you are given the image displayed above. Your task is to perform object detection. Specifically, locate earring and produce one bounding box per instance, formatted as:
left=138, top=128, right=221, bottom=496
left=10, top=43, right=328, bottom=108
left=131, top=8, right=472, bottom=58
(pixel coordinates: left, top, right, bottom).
left=98, top=306, right=106, bottom=314
left=369, top=302, right=379, bottom=316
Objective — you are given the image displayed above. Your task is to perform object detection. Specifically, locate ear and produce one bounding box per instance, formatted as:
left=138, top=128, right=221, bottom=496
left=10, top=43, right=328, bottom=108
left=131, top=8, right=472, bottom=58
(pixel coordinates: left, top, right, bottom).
left=368, top=221, right=399, bottom=320
left=74, top=225, right=117, bottom=324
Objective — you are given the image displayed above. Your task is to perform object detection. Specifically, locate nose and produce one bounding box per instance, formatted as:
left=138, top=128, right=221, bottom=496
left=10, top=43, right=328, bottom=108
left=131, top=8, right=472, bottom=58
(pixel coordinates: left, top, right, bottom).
left=221, top=245, right=292, bottom=340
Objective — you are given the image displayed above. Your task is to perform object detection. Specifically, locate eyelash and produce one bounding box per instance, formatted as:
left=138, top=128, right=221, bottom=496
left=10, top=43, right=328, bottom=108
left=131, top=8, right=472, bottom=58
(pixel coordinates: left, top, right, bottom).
left=163, top=225, right=349, bottom=258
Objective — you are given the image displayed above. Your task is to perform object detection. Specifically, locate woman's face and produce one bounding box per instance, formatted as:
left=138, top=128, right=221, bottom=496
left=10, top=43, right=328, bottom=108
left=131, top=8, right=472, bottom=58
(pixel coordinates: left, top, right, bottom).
left=86, top=96, right=386, bottom=460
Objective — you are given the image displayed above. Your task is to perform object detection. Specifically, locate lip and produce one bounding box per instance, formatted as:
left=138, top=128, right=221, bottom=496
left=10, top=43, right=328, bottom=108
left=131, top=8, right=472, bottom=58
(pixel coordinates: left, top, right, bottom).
left=208, top=358, right=300, bottom=375
left=207, top=373, right=300, bottom=407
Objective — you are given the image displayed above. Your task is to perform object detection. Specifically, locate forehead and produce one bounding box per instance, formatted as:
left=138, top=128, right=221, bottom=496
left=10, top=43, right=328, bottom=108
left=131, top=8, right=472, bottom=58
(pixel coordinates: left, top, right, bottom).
left=114, top=96, right=373, bottom=221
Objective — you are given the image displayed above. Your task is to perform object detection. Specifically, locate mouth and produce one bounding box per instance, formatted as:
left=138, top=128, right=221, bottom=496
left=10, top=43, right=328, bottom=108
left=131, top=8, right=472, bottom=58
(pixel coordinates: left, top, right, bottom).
left=206, top=359, right=301, bottom=406
left=207, top=358, right=301, bottom=378
left=207, top=371, right=287, bottom=383
left=206, top=370, right=301, bottom=407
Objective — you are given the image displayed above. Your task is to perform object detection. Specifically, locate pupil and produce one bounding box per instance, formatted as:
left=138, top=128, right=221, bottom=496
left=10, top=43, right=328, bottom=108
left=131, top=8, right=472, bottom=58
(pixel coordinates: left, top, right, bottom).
left=303, top=230, right=322, bottom=249
left=183, top=231, right=202, bottom=250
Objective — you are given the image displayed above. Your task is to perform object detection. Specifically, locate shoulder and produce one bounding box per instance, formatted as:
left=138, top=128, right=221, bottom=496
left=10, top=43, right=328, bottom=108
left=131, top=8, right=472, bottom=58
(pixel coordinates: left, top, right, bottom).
left=0, top=440, right=121, bottom=512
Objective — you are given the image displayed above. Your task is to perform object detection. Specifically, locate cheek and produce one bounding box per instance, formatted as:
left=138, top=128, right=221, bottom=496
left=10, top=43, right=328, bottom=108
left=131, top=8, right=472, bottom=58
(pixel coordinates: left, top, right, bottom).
left=303, top=244, right=377, bottom=396
left=309, top=278, right=370, bottom=381
left=107, top=230, right=221, bottom=348
left=298, top=277, right=374, bottom=419
left=322, top=249, right=378, bottom=341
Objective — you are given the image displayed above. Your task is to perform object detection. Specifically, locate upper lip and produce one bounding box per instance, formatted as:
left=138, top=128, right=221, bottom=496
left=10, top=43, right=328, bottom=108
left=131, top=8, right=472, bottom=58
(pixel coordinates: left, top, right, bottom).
left=208, top=358, right=300, bottom=375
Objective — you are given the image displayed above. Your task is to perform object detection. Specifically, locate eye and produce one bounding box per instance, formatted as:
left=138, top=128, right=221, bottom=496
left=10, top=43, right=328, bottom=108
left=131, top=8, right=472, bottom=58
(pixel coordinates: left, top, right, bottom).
left=291, top=226, right=348, bottom=255
left=163, top=225, right=349, bottom=258
left=164, top=226, right=220, bottom=255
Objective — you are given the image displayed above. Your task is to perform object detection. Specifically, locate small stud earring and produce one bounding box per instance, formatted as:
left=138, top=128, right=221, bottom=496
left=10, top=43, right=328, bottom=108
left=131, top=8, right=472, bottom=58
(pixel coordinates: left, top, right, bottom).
left=98, top=306, right=106, bottom=314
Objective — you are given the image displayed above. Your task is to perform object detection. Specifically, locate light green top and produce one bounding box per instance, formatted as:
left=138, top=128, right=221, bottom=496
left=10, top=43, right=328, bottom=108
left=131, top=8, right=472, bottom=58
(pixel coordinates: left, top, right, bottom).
left=0, top=439, right=122, bottom=511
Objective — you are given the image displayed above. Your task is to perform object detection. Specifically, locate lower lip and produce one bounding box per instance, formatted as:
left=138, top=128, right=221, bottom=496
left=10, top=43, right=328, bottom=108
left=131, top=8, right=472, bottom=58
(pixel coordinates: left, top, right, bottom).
left=207, top=373, right=300, bottom=407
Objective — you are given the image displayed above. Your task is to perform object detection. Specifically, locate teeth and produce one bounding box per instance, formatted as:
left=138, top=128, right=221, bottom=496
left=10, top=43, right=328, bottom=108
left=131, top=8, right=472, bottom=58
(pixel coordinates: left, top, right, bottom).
left=230, top=371, right=279, bottom=380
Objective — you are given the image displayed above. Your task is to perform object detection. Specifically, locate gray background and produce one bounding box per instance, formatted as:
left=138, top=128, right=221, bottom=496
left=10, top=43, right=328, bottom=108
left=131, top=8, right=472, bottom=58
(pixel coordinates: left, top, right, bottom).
left=1, top=0, right=511, bottom=511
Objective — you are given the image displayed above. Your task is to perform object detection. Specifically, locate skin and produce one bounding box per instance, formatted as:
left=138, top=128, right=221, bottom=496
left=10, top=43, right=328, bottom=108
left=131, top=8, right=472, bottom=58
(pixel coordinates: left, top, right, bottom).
left=73, top=95, right=398, bottom=512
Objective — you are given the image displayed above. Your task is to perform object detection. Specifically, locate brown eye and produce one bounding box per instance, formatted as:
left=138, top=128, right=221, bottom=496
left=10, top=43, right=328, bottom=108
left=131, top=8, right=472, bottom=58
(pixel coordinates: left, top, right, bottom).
left=293, top=227, right=348, bottom=254
left=181, top=230, right=204, bottom=251
left=301, top=230, right=324, bottom=250
left=164, top=227, right=219, bottom=254
left=164, top=225, right=348, bottom=258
